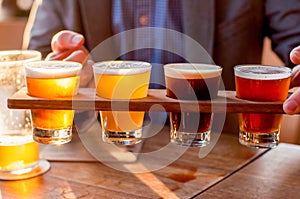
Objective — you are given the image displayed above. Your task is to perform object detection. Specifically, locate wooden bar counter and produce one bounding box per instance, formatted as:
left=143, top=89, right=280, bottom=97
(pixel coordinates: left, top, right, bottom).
left=1, top=121, right=299, bottom=199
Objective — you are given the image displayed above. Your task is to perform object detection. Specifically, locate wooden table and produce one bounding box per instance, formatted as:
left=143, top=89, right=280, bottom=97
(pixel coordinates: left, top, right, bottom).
left=1, top=122, right=300, bottom=199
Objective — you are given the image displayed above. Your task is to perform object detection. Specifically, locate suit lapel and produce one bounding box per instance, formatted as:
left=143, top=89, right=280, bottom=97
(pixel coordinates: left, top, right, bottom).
left=181, top=0, right=216, bottom=62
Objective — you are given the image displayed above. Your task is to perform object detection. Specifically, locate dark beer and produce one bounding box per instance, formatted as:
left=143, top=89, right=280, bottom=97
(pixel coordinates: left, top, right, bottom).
left=166, top=76, right=221, bottom=133
left=164, top=63, right=222, bottom=147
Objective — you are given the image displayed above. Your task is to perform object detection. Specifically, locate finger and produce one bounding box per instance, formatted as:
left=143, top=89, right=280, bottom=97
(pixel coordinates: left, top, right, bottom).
left=80, top=60, right=94, bottom=87
left=283, top=88, right=300, bottom=114
left=47, top=44, right=89, bottom=61
left=63, top=49, right=88, bottom=64
left=51, top=30, right=84, bottom=53
left=87, top=78, right=96, bottom=88
left=45, top=49, right=73, bottom=60
left=290, top=65, right=300, bottom=87
left=290, top=46, right=300, bottom=65
left=63, top=51, right=94, bottom=87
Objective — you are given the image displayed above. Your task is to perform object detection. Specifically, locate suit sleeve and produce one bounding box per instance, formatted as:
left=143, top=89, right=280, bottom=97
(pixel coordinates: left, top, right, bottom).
left=265, top=0, right=300, bottom=67
left=24, top=0, right=83, bottom=58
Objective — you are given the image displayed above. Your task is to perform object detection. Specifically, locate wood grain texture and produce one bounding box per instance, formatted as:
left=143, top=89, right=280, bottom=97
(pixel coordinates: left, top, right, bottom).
left=0, top=132, right=267, bottom=199
left=8, top=87, right=290, bottom=113
left=196, top=143, right=300, bottom=199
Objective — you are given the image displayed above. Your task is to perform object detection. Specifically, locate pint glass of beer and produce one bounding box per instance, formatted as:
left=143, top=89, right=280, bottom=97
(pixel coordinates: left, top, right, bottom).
left=24, top=61, right=82, bottom=144
left=0, top=50, right=50, bottom=180
left=234, top=65, right=291, bottom=148
left=93, top=61, right=151, bottom=145
left=164, top=63, right=222, bottom=147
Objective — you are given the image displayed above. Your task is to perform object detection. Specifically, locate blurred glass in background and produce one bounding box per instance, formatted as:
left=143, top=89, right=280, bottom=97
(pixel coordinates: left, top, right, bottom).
left=0, top=0, right=33, bottom=19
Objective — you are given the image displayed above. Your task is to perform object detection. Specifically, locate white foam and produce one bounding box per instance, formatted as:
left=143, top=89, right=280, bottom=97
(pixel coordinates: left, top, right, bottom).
left=0, top=50, right=41, bottom=67
left=164, top=63, right=222, bottom=79
left=0, top=134, right=33, bottom=146
left=93, top=61, right=151, bottom=75
left=234, top=65, right=291, bottom=80
left=25, top=61, right=82, bottom=78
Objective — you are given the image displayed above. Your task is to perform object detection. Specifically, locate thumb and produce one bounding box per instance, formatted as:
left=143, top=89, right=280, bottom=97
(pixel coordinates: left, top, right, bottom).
left=283, top=88, right=300, bottom=114
left=290, top=46, right=300, bottom=65
left=51, top=30, right=84, bottom=52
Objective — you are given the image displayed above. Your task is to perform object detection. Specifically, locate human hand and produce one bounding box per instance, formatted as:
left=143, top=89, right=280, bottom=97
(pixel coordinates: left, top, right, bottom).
left=283, top=46, right=300, bottom=114
left=46, top=30, right=94, bottom=88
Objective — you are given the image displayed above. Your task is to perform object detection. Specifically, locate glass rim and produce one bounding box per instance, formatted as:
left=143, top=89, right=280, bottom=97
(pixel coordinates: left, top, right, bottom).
left=234, top=64, right=292, bottom=80
left=24, top=60, right=82, bottom=79
left=164, top=63, right=222, bottom=79
left=0, top=50, right=41, bottom=66
left=93, top=60, right=152, bottom=75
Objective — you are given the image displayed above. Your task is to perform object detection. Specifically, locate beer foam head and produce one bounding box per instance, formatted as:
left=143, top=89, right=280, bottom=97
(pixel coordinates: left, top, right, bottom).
left=234, top=65, right=291, bottom=80
left=164, top=63, right=222, bottom=79
left=93, top=60, right=151, bottom=75
left=0, top=134, right=33, bottom=146
left=25, top=61, right=82, bottom=78
left=0, top=50, right=41, bottom=67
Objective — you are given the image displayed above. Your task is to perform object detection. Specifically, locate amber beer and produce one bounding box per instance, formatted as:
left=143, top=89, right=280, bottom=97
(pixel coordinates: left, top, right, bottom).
left=164, top=63, right=222, bottom=147
left=234, top=65, right=291, bottom=148
left=93, top=61, right=151, bottom=145
left=25, top=61, right=82, bottom=144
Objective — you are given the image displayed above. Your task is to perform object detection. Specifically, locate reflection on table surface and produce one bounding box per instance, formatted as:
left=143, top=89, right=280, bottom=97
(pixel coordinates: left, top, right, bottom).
left=1, top=122, right=300, bottom=198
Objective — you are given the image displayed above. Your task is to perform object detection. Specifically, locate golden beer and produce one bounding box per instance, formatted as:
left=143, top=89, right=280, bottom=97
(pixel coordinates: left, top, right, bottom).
left=0, top=50, right=42, bottom=177
left=0, top=134, right=38, bottom=171
left=93, top=61, right=151, bottom=145
left=234, top=65, right=291, bottom=148
left=25, top=61, right=82, bottom=144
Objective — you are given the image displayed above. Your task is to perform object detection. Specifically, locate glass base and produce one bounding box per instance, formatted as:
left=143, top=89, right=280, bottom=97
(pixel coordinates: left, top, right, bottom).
left=239, top=130, right=279, bottom=148
left=33, top=127, right=72, bottom=144
left=171, top=131, right=210, bottom=147
left=0, top=160, right=50, bottom=180
left=103, top=128, right=142, bottom=146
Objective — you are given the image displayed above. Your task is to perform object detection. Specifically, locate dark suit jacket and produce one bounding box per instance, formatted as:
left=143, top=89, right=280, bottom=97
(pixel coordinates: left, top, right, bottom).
left=25, top=0, right=300, bottom=134
left=26, top=0, right=300, bottom=90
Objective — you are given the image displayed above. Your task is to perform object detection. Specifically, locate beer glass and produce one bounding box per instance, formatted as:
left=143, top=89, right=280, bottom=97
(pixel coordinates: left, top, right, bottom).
left=24, top=61, right=82, bottom=144
left=164, top=63, right=222, bottom=147
left=93, top=61, right=151, bottom=145
left=0, top=50, right=50, bottom=180
left=234, top=65, right=291, bottom=148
